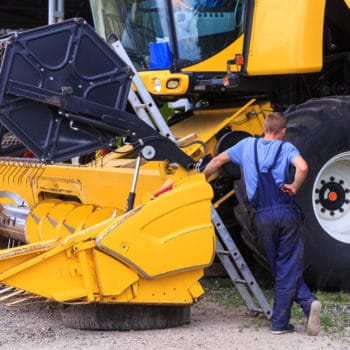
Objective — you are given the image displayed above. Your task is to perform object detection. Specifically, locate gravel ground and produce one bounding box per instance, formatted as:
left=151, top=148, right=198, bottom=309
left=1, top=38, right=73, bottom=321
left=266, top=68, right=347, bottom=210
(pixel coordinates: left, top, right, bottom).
left=0, top=280, right=349, bottom=350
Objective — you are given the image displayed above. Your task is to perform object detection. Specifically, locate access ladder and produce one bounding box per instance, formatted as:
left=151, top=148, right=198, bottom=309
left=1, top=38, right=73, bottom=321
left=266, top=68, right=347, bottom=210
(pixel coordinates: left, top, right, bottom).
left=212, top=206, right=272, bottom=319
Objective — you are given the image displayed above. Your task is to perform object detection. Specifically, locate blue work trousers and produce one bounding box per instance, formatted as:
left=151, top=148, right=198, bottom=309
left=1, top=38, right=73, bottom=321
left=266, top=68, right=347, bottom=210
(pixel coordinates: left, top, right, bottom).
left=256, top=205, right=316, bottom=330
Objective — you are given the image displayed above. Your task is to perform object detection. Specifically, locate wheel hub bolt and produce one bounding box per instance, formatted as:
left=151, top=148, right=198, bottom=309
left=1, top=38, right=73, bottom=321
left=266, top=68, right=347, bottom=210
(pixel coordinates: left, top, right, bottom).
left=315, top=177, right=349, bottom=214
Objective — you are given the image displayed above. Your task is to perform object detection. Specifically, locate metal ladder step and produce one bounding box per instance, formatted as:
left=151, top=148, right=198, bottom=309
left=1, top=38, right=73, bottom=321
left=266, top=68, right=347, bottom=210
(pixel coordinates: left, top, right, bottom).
left=212, top=206, right=272, bottom=319
left=216, top=250, right=230, bottom=255
left=135, top=103, right=147, bottom=110
left=234, top=279, right=248, bottom=285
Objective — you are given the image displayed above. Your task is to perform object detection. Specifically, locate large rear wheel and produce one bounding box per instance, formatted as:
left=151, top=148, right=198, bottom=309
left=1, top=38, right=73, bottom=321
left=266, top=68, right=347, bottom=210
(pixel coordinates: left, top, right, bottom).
left=284, top=96, right=350, bottom=290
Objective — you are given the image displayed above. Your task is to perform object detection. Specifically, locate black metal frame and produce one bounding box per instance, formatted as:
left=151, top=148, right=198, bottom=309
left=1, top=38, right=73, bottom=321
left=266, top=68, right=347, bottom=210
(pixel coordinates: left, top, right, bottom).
left=0, top=18, right=194, bottom=168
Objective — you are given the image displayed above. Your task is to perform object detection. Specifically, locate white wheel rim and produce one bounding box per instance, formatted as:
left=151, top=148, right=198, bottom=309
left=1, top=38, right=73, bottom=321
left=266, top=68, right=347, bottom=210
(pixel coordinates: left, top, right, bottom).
left=312, top=151, right=350, bottom=243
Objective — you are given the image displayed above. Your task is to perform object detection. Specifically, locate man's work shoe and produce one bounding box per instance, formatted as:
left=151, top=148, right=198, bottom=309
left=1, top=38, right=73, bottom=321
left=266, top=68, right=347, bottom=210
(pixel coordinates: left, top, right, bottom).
left=271, top=323, right=295, bottom=334
left=307, top=300, right=322, bottom=336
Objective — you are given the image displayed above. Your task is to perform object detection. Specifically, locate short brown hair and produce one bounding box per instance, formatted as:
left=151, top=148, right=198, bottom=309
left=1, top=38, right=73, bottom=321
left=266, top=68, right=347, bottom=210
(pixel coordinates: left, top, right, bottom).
left=263, top=112, right=287, bottom=134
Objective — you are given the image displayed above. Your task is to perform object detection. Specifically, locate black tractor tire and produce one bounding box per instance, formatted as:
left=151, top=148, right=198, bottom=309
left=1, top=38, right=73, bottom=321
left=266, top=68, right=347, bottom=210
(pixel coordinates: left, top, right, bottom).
left=234, top=96, right=350, bottom=290
left=61, top=303, right=191, bottom=331
left=285, top=96, right=350, bottom=290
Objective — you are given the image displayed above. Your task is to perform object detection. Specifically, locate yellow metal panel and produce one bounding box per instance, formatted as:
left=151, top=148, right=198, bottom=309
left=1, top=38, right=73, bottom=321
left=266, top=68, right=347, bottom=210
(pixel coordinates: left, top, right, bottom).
left=102, top=269, right=205, bottom=304
left=171, top=102, right=265, bottom=142
left=93, top=250, right=138, bottom=297
left=96, top=174, right=215, bottom=278
left=247, top=0, right=326, bottom=75
left=2, top=249, right=94, bottom=302
left=170, top=101, right=268, bottom=158
left=129, top=270, right=205, bottom=304
left=25, top=164, right=166, bottom=210
left=345, top=0, right=350, bottom=8
left=0, top=219, right=114, bottom=301
left=188, top=281, right=205, bottom=300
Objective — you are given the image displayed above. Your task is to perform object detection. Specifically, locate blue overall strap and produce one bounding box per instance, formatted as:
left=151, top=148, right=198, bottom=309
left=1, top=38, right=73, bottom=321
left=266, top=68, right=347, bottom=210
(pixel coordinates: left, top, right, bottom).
left=253, top=138, right=260, bottom=173
left=253, top=138, right=284, bottom=173
left=268, top=141, right=284, bottom=171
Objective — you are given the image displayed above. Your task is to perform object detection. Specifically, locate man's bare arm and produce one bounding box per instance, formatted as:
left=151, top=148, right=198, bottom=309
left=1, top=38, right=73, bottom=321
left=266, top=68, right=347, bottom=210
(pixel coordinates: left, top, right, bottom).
left=281, top=155, right=308, bottom=195
left=203, top=151, right=231, bottom=180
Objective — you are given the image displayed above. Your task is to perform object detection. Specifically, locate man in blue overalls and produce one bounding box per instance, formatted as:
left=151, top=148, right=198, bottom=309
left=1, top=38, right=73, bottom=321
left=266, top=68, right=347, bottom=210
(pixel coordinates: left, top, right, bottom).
left=203, top=112, right=322, bottom=335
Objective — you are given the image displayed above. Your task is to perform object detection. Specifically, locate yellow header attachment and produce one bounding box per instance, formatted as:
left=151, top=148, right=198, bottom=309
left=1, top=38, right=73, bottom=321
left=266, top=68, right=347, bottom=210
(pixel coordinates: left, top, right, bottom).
left=0, top=174, right=214, bottom=305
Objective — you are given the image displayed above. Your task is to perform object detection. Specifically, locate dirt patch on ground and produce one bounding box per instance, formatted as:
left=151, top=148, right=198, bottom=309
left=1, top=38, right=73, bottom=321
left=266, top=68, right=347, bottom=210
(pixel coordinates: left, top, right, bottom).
left=0, top=281, right=349, bottom=350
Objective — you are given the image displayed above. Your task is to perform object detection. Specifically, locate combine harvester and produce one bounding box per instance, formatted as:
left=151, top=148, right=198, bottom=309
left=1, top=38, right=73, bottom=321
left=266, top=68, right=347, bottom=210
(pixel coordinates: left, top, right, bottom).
left=1, top=0, right=350, bottom=329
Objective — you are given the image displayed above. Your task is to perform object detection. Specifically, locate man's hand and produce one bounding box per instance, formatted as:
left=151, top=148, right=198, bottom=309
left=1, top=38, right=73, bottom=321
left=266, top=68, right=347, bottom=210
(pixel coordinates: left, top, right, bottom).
left=282, top=155, right=308, bottom=195
left=281, top=183, right=297, bottom=196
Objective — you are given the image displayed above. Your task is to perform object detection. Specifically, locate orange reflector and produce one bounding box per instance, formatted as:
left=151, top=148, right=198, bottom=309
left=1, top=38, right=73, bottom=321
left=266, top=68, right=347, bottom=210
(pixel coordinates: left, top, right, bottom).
left=328, top=191, right=337, bottom=201
left=235, top=54, right=244, bottom=65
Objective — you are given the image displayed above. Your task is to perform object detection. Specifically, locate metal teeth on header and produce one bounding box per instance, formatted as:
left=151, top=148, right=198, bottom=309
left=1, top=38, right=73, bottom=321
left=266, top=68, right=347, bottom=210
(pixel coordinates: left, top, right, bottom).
left=0, top=284, right=46, bottom=307
left=25, top=201, right=120, bottom=244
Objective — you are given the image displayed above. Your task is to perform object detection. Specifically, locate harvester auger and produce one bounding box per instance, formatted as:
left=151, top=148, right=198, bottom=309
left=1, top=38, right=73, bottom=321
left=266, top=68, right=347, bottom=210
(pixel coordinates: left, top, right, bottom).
left=0, top=18, right=216, bottom=330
